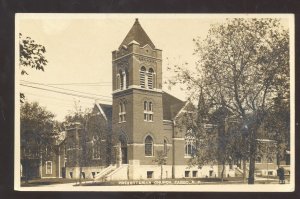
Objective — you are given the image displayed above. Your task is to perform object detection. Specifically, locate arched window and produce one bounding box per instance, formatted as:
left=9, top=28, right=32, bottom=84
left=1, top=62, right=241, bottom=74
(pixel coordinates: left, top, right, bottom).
left=119, top=70, right=124, bottom=90
left=119, top=102, right=126, bottom=122
left=92, top=135, right=101, bottom=159
left=140, top=66, right=146, bottom=88
left=145, top=135, right=154, bottom=156
left=125, top=69, right=129, bottom=89
left=148, top=68, right=154, bottom=89
left=149, top=102, right=153, bottom=111
left=144, top=101, right=148, bottom=121
left=148, top=102, right=153, bottom=121
left=116, top=74, right=120, bottom=90
left=143, top=101, right=153, bottom=122
left=185, top=129, right=195, bottom=157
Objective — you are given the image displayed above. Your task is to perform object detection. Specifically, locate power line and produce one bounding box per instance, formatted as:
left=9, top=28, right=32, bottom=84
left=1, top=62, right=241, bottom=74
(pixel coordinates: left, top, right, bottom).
left=20, top=84, right=112, bottom=102
left=51, top=84, right=112, bottom=87
left=21, top=80, right=112, bottom=86
left=24, top=92, right=98, bottom=106
left=21, top=80, right=112, bottom=99
left=47, top=82, right=112, bottom=86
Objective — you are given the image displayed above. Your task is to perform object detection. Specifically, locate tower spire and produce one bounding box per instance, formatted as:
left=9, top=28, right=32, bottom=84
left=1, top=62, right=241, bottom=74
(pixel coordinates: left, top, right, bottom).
left=119, top=19, right=155, bottom=49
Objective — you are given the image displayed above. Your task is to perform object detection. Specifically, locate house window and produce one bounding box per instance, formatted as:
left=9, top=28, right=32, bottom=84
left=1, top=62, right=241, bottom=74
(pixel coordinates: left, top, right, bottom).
left=148, top=68, right=154, bottom=89
left=140, top=66, right=146, bottom=88
left=192, top=171, right=198, bottom=178
left=119, top=102, right=126, bottom=122
left=145, top=135, right=154, bottom=156
left=185, top=130, right=195, bottom=157
left=143, top=101, right=153, bottom=122
left=268, top=171, right=273, bottom=176
left=147, top=171, right=153, bottom=179
left=46, top=161, right=52, bottom=174
left=185, top=171, right=190, bottom=178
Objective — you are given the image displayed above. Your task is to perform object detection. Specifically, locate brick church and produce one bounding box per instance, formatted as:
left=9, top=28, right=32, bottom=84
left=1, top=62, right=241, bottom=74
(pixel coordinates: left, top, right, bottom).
left=62, top=19, right=237, bottom=180
left=19, top=17, right=294, bottom=184
left=21, top=19, right=285, bottom=182
left=39, top=19, right=283, bottom=181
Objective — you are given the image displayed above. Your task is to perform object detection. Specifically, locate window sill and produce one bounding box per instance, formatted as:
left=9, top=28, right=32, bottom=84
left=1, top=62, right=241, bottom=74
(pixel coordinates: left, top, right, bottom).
left=145, top=155, right=154, bottom=157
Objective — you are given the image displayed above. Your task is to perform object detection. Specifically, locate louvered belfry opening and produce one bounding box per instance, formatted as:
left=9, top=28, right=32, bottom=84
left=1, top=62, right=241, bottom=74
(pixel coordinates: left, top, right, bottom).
left=140, top=66, right=146, bottom=88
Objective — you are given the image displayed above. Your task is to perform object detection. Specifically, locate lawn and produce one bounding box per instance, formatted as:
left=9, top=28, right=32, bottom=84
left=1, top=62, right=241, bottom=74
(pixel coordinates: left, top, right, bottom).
left=21, top=178, right=92, bottom=187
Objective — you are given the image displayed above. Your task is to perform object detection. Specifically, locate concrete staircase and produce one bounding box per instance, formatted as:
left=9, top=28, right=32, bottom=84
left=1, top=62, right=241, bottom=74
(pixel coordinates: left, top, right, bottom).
left=235, top=167, right=249, bottom=177
left=105, top=164, right=129, bottom=181
left=94, top=165, right=116, bottom=181
left=94, top=164, right=129, bottom=182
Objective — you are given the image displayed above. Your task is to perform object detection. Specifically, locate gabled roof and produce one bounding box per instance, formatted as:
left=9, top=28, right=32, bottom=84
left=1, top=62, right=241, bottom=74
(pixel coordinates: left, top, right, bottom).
left=120, top=19, right=155, bottom=49
left=162, top=92, right=186, bottom=120
left=94, top=103, right=112, bottom=122
left=99, top=103, right=112, bottom=122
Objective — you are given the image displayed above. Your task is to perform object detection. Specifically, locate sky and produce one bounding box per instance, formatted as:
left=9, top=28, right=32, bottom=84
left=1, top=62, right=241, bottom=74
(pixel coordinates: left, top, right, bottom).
left=16, top=14, right=290, bottom=122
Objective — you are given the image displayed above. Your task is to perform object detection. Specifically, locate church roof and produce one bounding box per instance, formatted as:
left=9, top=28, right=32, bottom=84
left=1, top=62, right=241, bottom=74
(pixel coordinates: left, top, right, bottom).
left=162, top=92, right=186, bottom=120
left=98, top=103, right=113, bottom=122
left=93, top=103, right=113, bottom=132
left=120, top=19, right=156, bottom=49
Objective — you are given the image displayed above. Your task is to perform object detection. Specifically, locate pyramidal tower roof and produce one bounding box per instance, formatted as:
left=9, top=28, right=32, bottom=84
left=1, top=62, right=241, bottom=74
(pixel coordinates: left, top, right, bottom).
left=120, top=18, right=156, bottom=49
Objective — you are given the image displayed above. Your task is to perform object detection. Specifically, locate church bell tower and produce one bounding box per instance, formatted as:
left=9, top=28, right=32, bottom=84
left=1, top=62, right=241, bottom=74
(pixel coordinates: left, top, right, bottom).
left=111, top=19, right=165, bottom=179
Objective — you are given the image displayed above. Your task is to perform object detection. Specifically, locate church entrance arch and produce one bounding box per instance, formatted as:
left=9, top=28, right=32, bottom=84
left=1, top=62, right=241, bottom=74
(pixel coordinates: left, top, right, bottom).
left=119, top=134, right=128, bottom=164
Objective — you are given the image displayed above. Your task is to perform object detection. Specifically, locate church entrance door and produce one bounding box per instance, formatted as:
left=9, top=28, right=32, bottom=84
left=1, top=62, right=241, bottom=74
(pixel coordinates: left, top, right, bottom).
left=119, top=135, right=128, bottom=164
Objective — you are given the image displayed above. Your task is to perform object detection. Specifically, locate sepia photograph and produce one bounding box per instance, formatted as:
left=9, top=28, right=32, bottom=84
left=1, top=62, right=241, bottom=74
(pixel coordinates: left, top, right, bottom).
left=14, top=14, right=295, bottom=192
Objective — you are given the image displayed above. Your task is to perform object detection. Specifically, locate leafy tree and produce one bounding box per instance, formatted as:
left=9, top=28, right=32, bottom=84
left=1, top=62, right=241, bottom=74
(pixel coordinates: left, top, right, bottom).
left=64, top=102, right=109, bottom=184
left=19, top=33, right=48, bottom=103
left=21, top=101, right=57, bottom=183
left=169, top=18, right=289, bottom=184
left=263, top=94, right=290, bottom=167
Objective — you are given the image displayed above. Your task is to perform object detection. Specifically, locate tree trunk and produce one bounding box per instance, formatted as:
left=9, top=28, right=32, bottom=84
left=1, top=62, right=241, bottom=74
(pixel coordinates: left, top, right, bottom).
left=242, top=132, right=247, bottom=183
left=221, top=162, right=225, bottom=182
left=248, top=129, right=257, bottom=184
left=79, top=166, right=82, bottom=185
left=242, top=159, right=246, bottom=183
